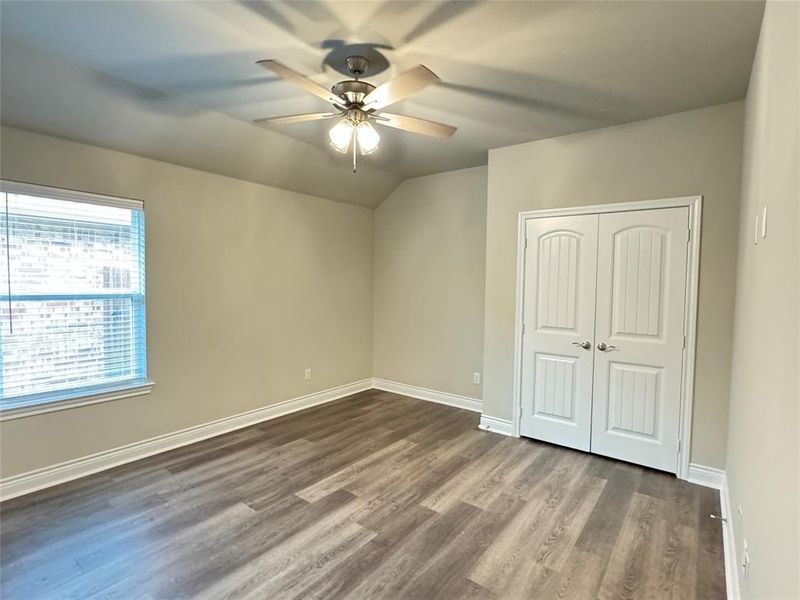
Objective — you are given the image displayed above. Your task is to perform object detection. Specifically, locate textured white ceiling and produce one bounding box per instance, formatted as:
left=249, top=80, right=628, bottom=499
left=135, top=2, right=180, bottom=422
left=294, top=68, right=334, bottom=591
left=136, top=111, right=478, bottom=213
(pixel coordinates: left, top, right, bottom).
left=0, top=1, right=764, bottom=208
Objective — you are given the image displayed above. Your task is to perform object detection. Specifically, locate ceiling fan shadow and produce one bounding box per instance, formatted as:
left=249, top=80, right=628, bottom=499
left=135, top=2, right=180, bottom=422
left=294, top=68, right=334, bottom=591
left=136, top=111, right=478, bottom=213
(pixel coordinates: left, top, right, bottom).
left=280, top=0, right=346, bottom=26
left=400, top=53, right=643, bottom=130
left=92, top=50, right=309, bottom=115
left=157, top=76, right=277, bottom=98
left=402, top=0, right=484, bottom=44
left=90, top=70, right=206, bottom=118
left=320, top=40, right=394, bottom=76
left=439, top=82, right=609, bottom=123
left=237, top=1, right=297, bottom=36
left=238, top=0, right=347, bottom=52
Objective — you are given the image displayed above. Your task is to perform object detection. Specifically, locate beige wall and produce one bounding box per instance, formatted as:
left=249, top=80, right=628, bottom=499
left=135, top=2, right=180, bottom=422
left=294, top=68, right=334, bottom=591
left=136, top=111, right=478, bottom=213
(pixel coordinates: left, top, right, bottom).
left=0, top=126, right=374, bottom=478
left=483, top=102, right=744, bottom=468
left=726, top=2, right=799, bottom=597
left=0, top=102, right=756, bottom=486
left=373, top=166, right=487, bottom=399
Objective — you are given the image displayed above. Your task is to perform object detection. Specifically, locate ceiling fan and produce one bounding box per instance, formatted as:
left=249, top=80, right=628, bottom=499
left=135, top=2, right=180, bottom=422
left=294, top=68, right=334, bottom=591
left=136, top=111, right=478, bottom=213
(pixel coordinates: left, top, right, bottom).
left=254, top=55, right=457, bottom=172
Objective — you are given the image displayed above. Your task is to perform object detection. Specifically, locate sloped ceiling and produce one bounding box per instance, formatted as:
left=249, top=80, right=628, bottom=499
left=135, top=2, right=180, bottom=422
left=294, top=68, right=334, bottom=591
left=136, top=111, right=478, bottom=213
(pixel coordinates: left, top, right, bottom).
left=0, top=1, right=764, bottom=208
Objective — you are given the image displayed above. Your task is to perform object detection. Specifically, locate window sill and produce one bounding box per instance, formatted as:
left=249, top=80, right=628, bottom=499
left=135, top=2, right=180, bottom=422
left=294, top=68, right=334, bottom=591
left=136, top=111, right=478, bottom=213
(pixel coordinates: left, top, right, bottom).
left=0, top=381, right=155, bottom=421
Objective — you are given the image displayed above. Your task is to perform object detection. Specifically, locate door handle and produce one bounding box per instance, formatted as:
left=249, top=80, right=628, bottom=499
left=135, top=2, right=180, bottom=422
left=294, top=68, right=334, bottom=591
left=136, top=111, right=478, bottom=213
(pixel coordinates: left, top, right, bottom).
left=597, top=342, right=617, bottom=351
left=572, top=341, right=592, bottom=350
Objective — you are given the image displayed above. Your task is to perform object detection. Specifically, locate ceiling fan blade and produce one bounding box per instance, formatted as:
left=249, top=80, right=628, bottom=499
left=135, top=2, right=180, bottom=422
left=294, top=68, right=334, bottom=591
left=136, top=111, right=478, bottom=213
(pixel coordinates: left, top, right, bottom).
left=375, top=113, right=456, bottom=138
left=256, top=59, right=342, bottom=106
left=254, top=112, right=338, bottom=125
left=362, top=65, right=440, bottom=111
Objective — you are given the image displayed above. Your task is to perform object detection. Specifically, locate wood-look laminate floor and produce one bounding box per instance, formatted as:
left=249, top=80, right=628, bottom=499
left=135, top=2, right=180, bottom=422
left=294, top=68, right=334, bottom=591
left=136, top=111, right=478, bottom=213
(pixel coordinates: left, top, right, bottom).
left=0, top=390, right=725, bottom=600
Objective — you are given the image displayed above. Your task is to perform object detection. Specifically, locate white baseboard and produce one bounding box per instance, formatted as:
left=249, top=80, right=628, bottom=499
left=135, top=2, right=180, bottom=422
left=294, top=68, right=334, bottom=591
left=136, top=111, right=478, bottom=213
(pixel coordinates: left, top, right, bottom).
left=720, top=476, right=739, bottom=600
left=688, top=463, right=738, bottom=600
left=478, top=414, right=514, bottom=436
left=371, top=378, right=482, bottom=413
left=0, top=378, right=372, bottom=502
left=687, top=463, right=726, bottom=490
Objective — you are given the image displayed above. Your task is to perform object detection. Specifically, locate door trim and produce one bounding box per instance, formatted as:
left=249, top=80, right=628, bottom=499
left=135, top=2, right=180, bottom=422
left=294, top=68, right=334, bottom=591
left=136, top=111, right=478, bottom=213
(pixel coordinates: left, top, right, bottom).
left=511, top=195, right=702, bottom=480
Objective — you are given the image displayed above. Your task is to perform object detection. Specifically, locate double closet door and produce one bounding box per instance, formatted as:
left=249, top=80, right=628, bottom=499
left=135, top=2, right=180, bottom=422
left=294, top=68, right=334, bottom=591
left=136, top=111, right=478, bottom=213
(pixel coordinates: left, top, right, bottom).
left=520, top=207, right=689, bottom=473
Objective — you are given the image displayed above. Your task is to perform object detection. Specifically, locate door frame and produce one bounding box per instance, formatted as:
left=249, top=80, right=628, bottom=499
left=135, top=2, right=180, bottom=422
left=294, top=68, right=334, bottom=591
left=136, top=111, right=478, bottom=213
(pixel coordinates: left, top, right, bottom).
left=511, top=195, right=702, bottom=480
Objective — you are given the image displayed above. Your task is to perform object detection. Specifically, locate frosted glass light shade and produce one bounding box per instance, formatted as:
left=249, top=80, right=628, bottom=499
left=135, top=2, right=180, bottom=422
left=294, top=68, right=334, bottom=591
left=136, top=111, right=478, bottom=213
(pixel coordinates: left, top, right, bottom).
left=328, top=118, right=354, bottom=153
left=356, top=121, right=380, bottom=155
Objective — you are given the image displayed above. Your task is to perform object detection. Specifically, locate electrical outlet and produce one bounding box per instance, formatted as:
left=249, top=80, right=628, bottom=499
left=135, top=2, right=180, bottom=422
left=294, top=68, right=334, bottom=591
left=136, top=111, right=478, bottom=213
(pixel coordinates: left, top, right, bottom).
left=473, top=372, right=481, bottom=385
left=304, top=368, right=312, bottom=381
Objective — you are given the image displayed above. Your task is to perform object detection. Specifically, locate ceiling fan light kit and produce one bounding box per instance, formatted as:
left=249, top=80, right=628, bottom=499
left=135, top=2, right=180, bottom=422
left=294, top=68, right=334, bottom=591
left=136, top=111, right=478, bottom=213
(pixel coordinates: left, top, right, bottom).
left=255, top=55, right=457, bottom=173
left=327, top=109, right=380, bottom=156
left=328, top=116, right=356, bottom=153
left=355, top=121, right=380, bottom=155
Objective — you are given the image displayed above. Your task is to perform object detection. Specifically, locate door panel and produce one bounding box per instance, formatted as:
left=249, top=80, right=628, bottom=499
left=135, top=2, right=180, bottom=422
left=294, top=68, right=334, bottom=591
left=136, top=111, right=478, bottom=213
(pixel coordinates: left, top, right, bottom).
left=520, top=215, right=598, bottom=451
left=590, top=208, right=689, bottom=472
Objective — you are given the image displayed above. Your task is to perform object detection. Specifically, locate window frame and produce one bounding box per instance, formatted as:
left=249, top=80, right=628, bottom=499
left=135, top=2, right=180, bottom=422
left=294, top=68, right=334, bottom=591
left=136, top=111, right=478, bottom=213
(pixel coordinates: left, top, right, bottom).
left=0, top=180, right=153, bottom=421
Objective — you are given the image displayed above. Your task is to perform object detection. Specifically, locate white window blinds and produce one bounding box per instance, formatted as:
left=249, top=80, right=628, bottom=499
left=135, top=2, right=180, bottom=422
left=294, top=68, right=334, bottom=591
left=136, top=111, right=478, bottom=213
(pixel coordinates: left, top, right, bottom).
left=0, top=182, right=147, bottom=408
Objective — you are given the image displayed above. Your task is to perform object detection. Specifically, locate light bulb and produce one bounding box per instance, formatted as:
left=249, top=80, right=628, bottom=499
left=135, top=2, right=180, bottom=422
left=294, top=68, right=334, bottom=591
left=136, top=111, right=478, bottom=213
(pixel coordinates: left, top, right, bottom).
left=328, top=118, right=354, bottom=153
left=356, top=121, right=380, bottom=155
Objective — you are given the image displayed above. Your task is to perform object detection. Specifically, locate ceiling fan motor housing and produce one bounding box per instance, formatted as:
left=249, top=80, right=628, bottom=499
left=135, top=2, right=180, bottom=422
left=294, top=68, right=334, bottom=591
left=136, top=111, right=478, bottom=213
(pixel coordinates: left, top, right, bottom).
left=331, top=56, right=376, bottom=106
left=331, top=80, right=375, bottom=106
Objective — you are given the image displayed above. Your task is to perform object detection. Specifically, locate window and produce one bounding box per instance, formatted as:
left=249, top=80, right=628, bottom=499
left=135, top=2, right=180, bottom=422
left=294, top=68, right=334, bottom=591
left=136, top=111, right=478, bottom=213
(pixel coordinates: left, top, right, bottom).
left=0, top=181, right=150, bottom=418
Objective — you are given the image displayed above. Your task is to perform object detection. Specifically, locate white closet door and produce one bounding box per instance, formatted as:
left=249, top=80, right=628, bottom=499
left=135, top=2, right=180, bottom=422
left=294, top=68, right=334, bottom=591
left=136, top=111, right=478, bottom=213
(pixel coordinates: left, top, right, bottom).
left=520, top=215, right=598, bottom=451
left=590, top=207, right=689, bottom=472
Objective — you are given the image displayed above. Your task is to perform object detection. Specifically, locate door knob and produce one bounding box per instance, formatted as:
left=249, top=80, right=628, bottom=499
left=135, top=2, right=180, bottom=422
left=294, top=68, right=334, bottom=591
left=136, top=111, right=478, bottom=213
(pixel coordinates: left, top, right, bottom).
left=572, top=341, right=592, bottom=350
left=597, top=342, right=617, bottom=351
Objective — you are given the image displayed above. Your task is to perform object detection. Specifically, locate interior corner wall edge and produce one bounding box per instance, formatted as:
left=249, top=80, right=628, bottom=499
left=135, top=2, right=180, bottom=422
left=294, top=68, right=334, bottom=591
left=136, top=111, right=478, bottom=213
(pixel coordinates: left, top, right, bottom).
left=373, top=166, right=488, bottom=399
left=481, top=101, right=745, bottom=470
left=0, top=125, right=374, bottom=479
left=725, top=1, right=800, bottom=598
